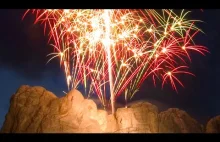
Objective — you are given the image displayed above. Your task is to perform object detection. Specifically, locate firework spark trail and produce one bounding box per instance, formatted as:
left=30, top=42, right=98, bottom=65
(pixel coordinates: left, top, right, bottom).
left=119, top=10, right=209, bottom=102
left=102, top=10, right=116, bottom=113
left=23, top=9, right=209, bottom=113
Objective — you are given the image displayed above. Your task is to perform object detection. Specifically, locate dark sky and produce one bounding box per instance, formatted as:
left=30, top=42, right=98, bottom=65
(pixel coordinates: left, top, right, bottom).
left=0, top=9, right=219, bottom=127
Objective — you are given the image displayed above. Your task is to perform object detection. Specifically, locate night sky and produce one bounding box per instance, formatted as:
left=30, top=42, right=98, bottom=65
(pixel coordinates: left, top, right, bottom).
left=0, top=9, right=219, bottom=128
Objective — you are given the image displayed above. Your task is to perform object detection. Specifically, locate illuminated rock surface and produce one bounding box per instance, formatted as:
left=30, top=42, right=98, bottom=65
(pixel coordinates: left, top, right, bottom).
left=158, top=108, right=203, bottom=133
left=1, top=85, right=102, bottom=133
left=206, top=115, right=220, bottom=133
left=1, top=85, right=218, bottom=133
left=115, top=102, right=158, bottom=133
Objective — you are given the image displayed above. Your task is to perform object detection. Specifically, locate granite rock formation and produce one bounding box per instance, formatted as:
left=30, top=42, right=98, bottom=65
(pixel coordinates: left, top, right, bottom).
left=158, top=108, right=203, bottom=133
left=1, top=85, right=215, bottom=133
left=206, top=115, right=220, bottom=133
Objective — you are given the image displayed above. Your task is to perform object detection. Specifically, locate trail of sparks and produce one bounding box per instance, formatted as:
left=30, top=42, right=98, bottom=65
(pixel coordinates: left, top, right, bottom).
left=23, top=9, right=209, bottom=112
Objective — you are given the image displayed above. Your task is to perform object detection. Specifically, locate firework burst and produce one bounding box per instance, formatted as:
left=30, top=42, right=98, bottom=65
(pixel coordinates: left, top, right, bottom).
left=23, top=9, right=209, bottom=114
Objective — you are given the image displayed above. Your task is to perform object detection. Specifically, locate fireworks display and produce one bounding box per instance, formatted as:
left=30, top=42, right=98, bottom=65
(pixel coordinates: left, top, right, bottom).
left=23, top=9, right=208, bottom=113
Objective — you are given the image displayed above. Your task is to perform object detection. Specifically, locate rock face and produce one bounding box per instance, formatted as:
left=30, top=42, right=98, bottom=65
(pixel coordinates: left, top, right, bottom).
left=1, top=85, right=216, bottom=133
left=206, top=115, right=220, bottom=133
left=1, top=85, right=106, bottom=133
left=158, top=108, right=203, bottom=133
left=115, top=102, right=158, bottom=133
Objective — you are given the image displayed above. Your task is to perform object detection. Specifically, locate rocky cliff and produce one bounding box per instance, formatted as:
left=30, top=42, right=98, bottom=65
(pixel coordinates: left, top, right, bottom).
left=1, top=85, right=219, bottom=133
